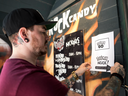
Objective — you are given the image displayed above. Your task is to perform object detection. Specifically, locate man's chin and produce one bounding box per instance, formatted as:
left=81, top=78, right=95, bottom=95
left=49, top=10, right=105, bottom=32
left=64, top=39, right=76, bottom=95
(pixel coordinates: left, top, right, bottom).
left=38, top=51, right=47, bottom=56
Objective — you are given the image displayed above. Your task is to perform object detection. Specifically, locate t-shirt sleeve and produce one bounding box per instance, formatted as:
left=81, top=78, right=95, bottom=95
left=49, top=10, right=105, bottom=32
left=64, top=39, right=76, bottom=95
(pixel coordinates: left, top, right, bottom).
left=17, top=71, right=69, bottom=96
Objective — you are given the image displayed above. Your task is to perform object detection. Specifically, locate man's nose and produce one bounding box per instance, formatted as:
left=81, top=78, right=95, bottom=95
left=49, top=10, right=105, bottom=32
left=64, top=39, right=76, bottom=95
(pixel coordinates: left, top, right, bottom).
left=45, top=33, right=50, bottom=41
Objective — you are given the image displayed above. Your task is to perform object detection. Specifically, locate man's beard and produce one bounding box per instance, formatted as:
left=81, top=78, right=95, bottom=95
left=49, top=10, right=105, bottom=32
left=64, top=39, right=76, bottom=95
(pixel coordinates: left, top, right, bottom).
left=38, top=50, right=47, bottom=56
left=31, top=35, right=47, bottom=57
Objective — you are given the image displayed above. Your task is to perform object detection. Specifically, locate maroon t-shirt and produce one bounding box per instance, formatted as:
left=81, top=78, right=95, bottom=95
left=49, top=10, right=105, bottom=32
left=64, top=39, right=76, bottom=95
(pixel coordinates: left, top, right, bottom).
left=0, top=59, right=69, bottom=96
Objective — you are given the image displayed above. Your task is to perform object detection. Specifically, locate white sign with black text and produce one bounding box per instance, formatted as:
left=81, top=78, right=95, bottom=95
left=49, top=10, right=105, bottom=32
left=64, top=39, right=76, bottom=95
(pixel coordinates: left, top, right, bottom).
left=91, top=31, right=114, bottom=72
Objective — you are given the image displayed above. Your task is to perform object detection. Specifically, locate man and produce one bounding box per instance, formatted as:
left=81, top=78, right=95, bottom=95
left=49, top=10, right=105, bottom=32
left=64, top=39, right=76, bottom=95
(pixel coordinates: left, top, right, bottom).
left=0, top=8, right=125, bottom=96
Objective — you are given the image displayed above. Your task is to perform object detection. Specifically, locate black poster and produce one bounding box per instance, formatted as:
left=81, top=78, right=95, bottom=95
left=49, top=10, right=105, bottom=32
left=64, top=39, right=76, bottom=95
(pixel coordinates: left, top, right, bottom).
left=54, top=30, right=85, bottom=95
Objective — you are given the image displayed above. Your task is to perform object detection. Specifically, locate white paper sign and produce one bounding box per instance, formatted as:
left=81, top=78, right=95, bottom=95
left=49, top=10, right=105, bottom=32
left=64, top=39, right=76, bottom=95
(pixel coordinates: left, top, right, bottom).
left=91, top=31, right=114, bottom=72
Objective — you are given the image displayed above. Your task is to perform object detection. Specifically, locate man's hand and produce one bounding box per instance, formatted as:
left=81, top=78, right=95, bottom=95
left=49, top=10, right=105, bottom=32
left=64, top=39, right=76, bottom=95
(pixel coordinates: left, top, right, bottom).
left=96, top=62, right=125, bottom=96
left=110, top=62, right=125, bottom=78
left=61, top=62, right=91, bottom=89
left=75, top=62, right=92, bottom=76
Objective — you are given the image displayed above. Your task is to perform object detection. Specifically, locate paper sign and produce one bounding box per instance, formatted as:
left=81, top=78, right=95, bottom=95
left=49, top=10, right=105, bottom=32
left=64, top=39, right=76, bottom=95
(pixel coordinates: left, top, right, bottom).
left=91, top=31, right=114, bottom=72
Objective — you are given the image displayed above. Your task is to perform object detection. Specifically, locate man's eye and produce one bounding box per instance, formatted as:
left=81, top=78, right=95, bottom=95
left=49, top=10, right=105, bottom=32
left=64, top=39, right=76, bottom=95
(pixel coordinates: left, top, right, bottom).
left=39, top=31, right=49, bottom=36
left=41, top=32, right=47, bottom=35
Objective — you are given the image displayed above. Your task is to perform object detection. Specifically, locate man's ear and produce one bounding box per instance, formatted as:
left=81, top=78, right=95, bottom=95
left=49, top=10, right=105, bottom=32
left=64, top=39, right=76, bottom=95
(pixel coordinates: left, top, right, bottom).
left=19, top=27, right=29, bottom=43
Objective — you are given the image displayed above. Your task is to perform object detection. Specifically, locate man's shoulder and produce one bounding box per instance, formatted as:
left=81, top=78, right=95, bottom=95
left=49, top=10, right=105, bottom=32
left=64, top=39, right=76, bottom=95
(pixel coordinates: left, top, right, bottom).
left=0, top=58, right=47, bottom=85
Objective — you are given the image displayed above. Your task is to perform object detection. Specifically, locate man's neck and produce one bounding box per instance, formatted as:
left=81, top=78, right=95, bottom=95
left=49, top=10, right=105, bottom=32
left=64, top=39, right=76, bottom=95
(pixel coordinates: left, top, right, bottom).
left=10, top=48, right=37, bottom=66
left=10, top=55, right=37, bottom=66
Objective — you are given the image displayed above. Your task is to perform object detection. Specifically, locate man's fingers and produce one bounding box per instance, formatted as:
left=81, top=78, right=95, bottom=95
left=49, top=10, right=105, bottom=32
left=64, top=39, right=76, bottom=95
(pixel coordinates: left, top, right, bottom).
left=110, top=62, right=125, bottom=78
left=83, top=62, right=91, bottom=67
left=120, top=65, right=123, bottom=67
left=87, top=66, right=92, bottom=71
left=84, top=62, right=92, bottom=70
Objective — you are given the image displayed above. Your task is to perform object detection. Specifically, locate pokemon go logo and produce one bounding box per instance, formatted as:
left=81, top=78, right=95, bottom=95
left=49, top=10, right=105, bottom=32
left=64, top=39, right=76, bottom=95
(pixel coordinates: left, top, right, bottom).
left=95, top=38, right=110, bottom=51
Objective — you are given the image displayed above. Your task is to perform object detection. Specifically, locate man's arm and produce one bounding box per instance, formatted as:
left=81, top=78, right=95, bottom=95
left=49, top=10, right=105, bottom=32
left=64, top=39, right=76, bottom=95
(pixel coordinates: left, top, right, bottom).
left=96, top=76, right=121, bottom=96
left=96, top=62, right=125, bottom=96
left=60, top=62, right=125, bottom=96
left=61, top=62, right=91, bottom=88
left=61, top=62, right=91, bottom=95
left=61, top=73, right=76, bottom=89
left=67, top=90, right=83, bottom=96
